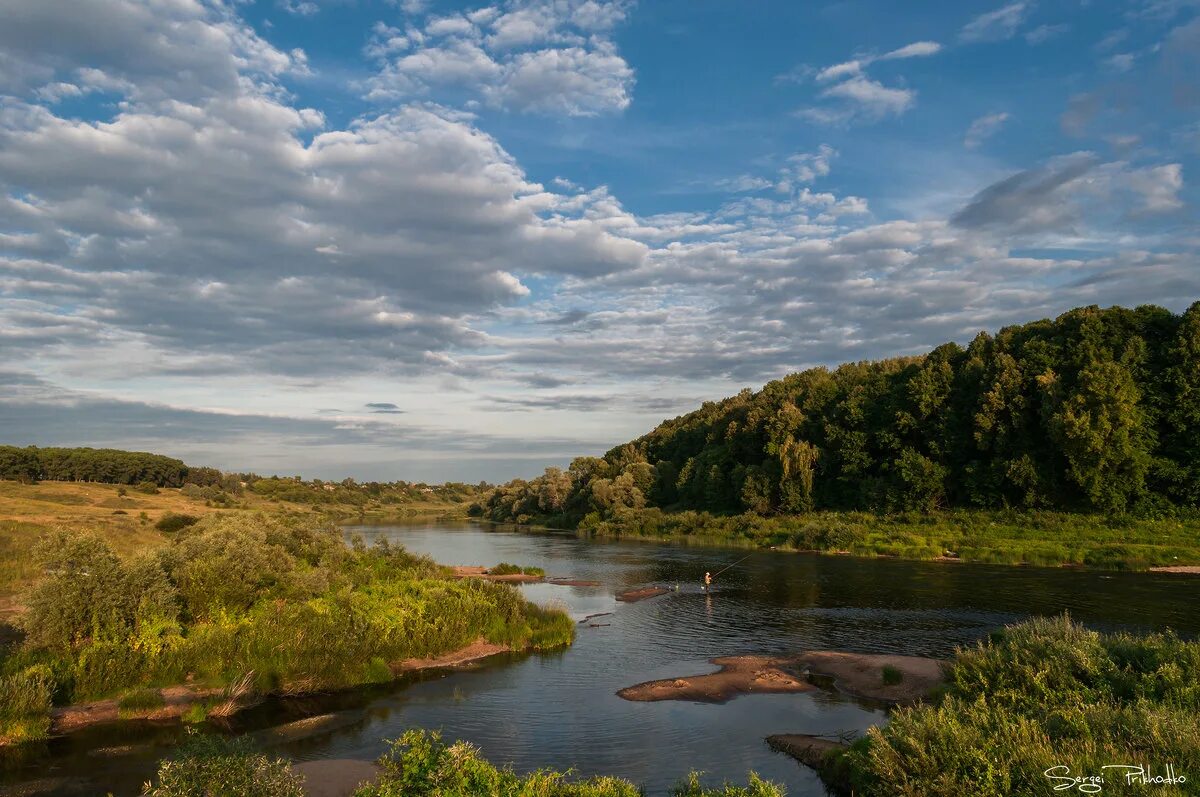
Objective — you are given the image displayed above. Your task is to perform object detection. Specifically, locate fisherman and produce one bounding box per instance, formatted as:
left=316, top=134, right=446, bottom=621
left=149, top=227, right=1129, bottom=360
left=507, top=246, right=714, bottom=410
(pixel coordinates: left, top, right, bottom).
left=703, top=571, right=713, bottom=591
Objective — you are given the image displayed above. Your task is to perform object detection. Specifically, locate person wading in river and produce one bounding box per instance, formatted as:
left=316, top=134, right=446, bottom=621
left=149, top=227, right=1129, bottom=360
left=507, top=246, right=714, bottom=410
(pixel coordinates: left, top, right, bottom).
left=703, top=571, right=713, bottom=591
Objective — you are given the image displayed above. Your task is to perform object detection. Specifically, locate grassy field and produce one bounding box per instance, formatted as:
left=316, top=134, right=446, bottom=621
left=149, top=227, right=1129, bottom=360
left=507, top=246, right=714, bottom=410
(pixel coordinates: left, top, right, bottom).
left=0, top=480, right=473, bottom=612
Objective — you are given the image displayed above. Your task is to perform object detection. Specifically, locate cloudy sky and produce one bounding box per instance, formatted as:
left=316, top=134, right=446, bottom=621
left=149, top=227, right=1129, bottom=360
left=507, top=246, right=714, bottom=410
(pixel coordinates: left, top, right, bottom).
left=1, top=0, right=1197, bottom=482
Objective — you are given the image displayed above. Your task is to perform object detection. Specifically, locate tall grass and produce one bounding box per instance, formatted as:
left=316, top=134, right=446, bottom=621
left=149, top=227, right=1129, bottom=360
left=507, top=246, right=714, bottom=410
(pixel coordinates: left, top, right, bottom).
left=0, top=665, right=52, bottom=744
left=839, top=615, right=1200, bottom=796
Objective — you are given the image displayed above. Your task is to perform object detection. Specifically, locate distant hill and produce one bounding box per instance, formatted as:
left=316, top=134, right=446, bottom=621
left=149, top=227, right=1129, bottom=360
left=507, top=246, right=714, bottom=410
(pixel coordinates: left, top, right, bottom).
left=478, top=302, right=1200, bottom=523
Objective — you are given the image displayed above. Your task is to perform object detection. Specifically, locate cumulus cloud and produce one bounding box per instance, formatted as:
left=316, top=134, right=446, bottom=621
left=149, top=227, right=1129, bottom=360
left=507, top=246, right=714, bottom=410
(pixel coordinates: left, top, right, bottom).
left=365, top=0, right=635, bottom=115
left=1, top=0, right=1196, bottom=482
left=0, top=0, right=647, bottom=382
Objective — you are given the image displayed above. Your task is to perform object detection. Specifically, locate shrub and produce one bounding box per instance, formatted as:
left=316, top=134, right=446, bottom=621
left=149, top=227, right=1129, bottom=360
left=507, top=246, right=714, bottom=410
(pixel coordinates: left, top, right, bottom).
left=136, top=481, right=161, bottom=495
left=353, top=730, right=782, bottom=797
left=155, top=513, right=200, bottom=534
left=141, top=731, right=305, bottom=797
left=881, top=665, right=903, bottom=686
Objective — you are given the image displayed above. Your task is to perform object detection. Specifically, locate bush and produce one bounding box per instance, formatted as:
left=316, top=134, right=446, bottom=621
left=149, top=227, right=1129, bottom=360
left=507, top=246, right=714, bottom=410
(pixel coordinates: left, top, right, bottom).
left=141, top=731, right=305, bottom=797
left=353, top=730, right=782, bottom=797
left=136, top=481, right=161, bottom=495
left=155, top=513, right=201, bottom=533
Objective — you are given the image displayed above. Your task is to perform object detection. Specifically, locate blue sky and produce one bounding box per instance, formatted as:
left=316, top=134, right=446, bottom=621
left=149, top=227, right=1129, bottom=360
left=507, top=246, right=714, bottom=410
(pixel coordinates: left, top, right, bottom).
left=0, top=0, right=1197, bottom=481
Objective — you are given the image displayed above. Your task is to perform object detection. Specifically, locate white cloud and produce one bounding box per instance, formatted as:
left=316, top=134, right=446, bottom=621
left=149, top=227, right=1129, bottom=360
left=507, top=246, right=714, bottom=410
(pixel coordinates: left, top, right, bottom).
left=802, top=40, right=938, bottom=124
left=821, top=76, right=915, bottom=117
left=959, top=2, right=1032, bottom=43
left=964, top=111, right=1010, bottom=148
left=881, top=41, right=943, bottom=59
left=367, top=0, right=634, bottom=115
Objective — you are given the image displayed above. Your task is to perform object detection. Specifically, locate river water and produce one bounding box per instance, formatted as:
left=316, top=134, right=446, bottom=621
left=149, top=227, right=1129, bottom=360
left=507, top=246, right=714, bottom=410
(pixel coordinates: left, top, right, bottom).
left=5, top=521, right=1199, bottom=796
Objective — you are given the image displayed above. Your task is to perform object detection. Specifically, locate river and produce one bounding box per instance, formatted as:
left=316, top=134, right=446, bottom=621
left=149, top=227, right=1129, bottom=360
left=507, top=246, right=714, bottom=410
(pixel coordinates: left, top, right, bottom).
left=4, top=520, right=1198, bottom=796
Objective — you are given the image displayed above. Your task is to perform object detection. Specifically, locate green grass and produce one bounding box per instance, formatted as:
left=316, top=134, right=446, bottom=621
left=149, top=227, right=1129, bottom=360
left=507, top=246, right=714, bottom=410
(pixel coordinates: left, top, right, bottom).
left=0, top=665, right=53, bottom=744
left=881, top=665, right=903, bottom=686
left=832, top=615, right=1200, bottom=796
left=117, top=686, right=166, bottom=717
left=571, top=507, right=1200, bottom=571
left=490, top=563, right=546, bottom=577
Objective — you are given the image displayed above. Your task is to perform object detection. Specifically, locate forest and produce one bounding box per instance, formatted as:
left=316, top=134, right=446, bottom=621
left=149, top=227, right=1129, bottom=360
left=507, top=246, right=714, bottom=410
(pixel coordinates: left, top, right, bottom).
left=475, top=303, right=1200, bottom=527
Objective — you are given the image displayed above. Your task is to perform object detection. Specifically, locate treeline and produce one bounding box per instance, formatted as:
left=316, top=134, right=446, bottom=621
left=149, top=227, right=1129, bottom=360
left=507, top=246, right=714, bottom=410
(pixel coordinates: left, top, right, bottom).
left=0, top=446, right=487, bottom=505
left=0, top=447, right=191, bottom=487
left=476, top=303, right=1200, bottom=525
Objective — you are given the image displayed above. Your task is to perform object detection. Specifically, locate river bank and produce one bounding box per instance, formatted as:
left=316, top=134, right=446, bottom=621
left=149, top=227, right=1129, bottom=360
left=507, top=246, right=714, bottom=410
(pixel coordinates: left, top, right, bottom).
left=47, top=637, right=519, bottom=737
left=482, top=506, right=1200, bottom=573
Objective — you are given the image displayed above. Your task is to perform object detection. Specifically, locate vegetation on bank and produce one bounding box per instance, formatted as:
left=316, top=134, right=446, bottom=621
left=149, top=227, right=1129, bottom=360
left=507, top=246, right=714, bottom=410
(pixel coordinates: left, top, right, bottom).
left=139, top=728, right=784, bottom=797
left=490, top=563, right=547, bottom=577
left=0, top=513, right=572, bottom=745
left=141, top=732, right=305, bottom=797
left=550, top=506, right=1200, bottom=569
left=474, top=304, right=1200, bottom=568
left=0, top=476, right=482, bottom=606
left=827, top=615, right=1200, bottom=796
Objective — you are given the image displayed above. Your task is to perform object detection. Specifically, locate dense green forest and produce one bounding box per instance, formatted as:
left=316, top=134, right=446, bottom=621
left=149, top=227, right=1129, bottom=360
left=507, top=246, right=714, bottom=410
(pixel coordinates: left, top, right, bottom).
left=0, top=447, right=192, bottom=487
left=476, top=303, right=1200, bottom=525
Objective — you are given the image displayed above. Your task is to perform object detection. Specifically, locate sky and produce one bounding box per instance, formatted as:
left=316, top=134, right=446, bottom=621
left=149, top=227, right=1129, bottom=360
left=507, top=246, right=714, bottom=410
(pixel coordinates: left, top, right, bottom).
left=1, top=0, right=1198, bottom=483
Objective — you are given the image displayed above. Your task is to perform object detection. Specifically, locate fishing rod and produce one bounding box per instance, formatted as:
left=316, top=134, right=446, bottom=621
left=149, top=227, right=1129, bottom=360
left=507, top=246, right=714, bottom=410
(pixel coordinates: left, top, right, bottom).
left=711, top=552, right=756, bottom=579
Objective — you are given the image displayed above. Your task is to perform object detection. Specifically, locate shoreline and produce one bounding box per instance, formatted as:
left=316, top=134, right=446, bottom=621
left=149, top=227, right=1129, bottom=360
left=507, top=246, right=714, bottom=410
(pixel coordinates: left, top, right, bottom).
left=46, top=637, right=517, bottom=738
left=483, top=518, right=1200, bottom=575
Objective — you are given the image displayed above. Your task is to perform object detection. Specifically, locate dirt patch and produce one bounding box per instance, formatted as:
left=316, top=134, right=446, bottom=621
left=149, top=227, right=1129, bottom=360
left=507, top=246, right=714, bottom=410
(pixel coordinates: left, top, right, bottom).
left=292, top=758, right=381, bottom=797
left=1149, top=565, right=1200, bottom=575
left=617, top=656, right=811, bottom=703
left=547, top=578, right=603, bottom=587
left=766, top=734, right=848, bottom=769
left=451, top=565, right=543, bottom=583
left=796, top=651, right=945, bottom=705
left=615, top=586, right=669, bottom=602
left=395, top=638, right=510, bottom=672
left=50, top=685, right=224, bottom=734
